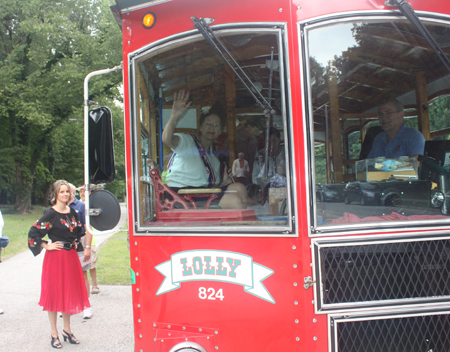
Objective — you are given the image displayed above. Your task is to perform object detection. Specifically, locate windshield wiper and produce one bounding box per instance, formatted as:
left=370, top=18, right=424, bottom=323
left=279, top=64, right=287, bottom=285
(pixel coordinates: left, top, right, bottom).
left=192, top=16, right=277, bottom=178
left=385, top=0, right=450, bottom=74
left=191, top=16, right=276, bottom=116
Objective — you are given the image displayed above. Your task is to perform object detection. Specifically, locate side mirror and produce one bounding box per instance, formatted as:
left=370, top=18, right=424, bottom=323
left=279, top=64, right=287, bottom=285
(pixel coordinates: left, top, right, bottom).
left=89, top=189, right=121, bottom=230
left=89, top=107, right=115, bottom=184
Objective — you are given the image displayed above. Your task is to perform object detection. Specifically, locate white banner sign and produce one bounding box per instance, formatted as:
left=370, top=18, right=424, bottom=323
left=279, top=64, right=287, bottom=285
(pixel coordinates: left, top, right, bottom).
left=155, top=249, right=275, bottom=303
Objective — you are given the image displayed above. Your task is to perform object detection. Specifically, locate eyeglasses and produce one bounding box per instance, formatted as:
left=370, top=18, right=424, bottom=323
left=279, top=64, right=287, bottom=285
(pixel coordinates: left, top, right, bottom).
left=204, top=122, right=221, bottom=128
left=377, top=110, right=401, bottom=119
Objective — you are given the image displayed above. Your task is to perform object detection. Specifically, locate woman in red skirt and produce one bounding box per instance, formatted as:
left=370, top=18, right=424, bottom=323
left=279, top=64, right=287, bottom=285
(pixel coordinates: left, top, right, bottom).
left=28, top=180, right=90, bottom=349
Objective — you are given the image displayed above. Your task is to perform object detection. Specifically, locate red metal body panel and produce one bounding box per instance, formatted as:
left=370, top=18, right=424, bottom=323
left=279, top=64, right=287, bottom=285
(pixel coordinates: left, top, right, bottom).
left=132, top=237, right=313, bottom=351
left=118, top=0, right=450, bottom=351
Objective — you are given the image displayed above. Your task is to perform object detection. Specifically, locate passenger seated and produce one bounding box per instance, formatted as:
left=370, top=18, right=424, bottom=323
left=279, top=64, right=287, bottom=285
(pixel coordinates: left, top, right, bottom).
left=255, top=127, right=286, bottom=189
left=270, top=163, right=287, bottom=188
left=232, top=152, right=250, bottom=185
left=252, top=152, right=265, bottom=188
left=367, top=98, right=425, bottom=159
left=268, top=163, right=287, bottom=216
left=162, top=89, right=248, bottom=209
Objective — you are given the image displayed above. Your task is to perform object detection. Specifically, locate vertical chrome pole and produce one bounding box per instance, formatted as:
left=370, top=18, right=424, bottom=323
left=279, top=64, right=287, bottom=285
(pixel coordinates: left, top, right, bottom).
left=83, top=64, right=122, bottom=231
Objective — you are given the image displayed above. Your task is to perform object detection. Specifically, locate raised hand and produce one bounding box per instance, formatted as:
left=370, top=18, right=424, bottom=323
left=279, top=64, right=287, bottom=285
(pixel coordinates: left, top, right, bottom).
left=162, top=89, right=193, bottom=149
left=171, top=89, right=192, bottom=122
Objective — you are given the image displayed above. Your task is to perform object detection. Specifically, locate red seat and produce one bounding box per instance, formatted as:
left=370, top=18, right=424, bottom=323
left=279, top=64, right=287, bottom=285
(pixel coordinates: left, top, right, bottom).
left=148, top=168, right=256, bottom=222
left=156, top=209, right=257, bottom=222
left=149, top=168, right=221, bottom=212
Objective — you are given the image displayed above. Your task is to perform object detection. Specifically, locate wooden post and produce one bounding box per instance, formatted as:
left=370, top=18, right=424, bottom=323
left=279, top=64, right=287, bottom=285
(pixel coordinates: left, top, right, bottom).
left=415, top=72, right=430, bottom=140
left=327, top=69, right=344, bottom=184
left=136, top=66, right=151, bottom=222
left=224, top=65, right=236, bottom=164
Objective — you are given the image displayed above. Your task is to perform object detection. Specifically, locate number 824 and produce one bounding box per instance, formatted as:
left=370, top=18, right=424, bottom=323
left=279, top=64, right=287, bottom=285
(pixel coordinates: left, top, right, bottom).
left=198, top=287, right=224, bottom=300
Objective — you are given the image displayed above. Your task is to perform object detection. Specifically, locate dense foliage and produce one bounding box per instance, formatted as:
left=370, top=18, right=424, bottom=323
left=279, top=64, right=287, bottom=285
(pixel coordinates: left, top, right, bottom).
left=429, top=95, right=450, bottom=140
left=0, top=0, right=124, bottom=212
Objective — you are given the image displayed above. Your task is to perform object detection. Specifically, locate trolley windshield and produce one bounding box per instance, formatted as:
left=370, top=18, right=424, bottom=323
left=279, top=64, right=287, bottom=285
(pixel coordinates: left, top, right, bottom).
left=304, top=17, right=450, bottom=230
left=130, top=26, right=293, bottom=234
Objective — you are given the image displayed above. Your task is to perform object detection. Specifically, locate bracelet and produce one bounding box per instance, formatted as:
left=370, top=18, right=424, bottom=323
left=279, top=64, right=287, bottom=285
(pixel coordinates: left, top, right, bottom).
left=85, top=246, right=91, bottom=248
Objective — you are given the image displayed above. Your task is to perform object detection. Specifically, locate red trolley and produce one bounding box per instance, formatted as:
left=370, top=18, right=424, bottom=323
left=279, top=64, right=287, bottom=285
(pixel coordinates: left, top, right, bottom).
left=91, top=0, right=450, bottom=350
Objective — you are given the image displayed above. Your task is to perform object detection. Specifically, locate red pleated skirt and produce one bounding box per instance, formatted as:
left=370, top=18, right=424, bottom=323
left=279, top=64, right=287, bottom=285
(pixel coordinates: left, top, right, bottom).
left=39, top=249, right=90, bottom=314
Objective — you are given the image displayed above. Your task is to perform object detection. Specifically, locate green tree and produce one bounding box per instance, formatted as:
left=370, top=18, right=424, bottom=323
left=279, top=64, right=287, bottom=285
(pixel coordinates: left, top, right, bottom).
left=429, top=95, right=450, bottom=140
left=0, top=0, right=123, bottom=212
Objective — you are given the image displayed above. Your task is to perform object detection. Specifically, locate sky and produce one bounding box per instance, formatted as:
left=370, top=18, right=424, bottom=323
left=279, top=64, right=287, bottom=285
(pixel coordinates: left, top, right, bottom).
left=308, top=22, right=357, bottom=67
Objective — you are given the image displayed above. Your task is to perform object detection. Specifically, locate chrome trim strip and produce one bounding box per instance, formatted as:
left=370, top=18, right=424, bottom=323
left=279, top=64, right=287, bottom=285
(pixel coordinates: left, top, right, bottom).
left=313, top=233, right=450, bottom=313
left=127, top=54, right=138, bottom=235
left=300, top=12, right=450, bottom=236
left=118, top=0, right=172, bottom=14
left=278, top=24, right=297, bottom=236
left=298, top=21, right=317, bottom=233
left=330, top=304, right=450, bottom=322
left=313, top=230, right=450, bottom=246
left=129, top=22, right=287, bottom=60
left=297, top=21, right=315, bottom=235
left=329, top=305, right=450, bottom=352
left=127, top=23, right=296, bottom=236
left=314, top=218, right=450, bottom=236
left=299, top=9, right=450, bottom=26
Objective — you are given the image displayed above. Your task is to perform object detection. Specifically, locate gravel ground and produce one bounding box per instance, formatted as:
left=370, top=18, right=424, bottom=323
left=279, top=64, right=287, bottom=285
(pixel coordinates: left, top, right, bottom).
left=0, top=203, right=134, bottom=352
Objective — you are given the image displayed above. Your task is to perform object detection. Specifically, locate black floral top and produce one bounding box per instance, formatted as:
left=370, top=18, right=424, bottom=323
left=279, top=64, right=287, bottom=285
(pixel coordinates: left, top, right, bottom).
left=28, top=207, right=83, bottom=257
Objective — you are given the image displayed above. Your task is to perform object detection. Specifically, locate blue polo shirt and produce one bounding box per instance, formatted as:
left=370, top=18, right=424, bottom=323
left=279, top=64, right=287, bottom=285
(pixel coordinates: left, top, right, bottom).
left=367, top=124, right=425, bottom=159
left=69, top=197, right=86, bottom=235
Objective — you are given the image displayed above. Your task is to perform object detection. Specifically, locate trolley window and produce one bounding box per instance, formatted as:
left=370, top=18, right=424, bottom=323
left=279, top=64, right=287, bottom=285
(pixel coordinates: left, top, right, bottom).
left=304, top=17, right=450, bottom=229
left=132, top=27, right=292, bottom=233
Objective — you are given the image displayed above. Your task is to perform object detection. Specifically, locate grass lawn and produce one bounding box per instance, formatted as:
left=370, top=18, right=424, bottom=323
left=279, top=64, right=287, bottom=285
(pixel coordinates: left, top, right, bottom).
left=1, top=206, right=131, bottom=286
left=1, top=206, right=47, bottom=261
left=96, top=231, right=131, bottom=285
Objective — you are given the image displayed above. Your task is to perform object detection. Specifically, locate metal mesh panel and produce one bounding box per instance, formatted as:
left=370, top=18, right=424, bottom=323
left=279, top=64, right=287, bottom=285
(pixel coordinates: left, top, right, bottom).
left=335, top=313, right=450, bottom=352
left=320, top=239, right=450, bottom=305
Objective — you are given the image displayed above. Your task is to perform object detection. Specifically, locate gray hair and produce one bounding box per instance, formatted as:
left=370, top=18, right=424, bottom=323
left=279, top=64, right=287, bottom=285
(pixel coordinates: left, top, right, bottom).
left=68, top=183, right=76, bottom=193
left=379, top=98, right=404, bottom=112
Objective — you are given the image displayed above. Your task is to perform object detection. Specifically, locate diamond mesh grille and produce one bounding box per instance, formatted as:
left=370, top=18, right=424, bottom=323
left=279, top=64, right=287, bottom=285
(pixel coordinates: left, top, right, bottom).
left=319, top=239, right=450, bottom=305
left=335, top=313, right=450, bottom=352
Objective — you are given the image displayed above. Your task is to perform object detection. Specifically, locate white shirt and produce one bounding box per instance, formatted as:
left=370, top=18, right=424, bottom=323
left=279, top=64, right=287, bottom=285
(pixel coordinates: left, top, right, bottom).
left=167, top=133, right=221, bottom=188
left=232, top=159, right=249, bottom=178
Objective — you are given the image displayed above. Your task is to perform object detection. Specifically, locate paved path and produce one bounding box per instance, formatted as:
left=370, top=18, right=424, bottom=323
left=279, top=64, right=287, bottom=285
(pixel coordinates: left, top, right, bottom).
left=0, top=204, right=134, bottom=352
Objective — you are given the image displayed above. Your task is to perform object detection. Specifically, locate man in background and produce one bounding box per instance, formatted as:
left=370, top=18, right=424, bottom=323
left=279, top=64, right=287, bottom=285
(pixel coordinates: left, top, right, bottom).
left=69, top=183, right=93, bottom=319
left=236, top=116, right=262, bottom=174
left=367, top=98, right=425, bottom=159
left=78, top=185, right=100, bottom=295
left=232, top=152, right=250, bottom=185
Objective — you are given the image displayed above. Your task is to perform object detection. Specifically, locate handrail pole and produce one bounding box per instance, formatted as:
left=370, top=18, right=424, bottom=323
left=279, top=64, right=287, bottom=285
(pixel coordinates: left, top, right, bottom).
left=84, top=63, right=122, bottom=234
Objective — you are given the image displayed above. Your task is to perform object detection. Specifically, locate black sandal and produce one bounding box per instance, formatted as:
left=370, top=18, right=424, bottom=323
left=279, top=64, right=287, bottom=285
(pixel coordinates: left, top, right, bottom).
left=51, top=336, right=62, bottom=349
left=62, top=330, right=80, bottom=344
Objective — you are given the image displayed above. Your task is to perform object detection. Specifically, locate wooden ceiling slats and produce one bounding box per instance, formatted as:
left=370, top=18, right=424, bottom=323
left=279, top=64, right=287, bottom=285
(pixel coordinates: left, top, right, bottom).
left=346, top=73, right=386, bottom=90
left=142, top=33, right=280, bottom=108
